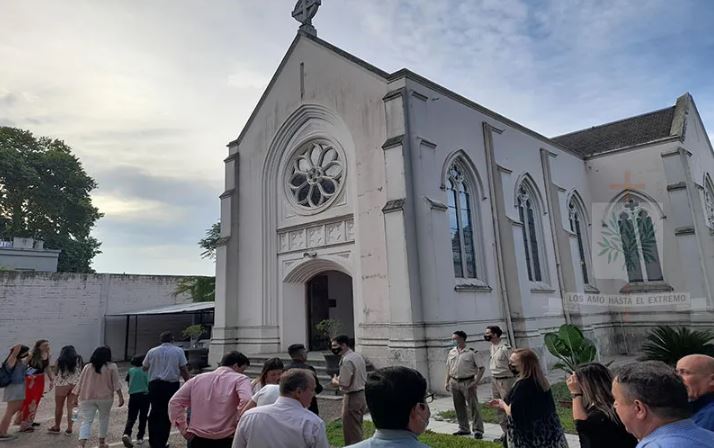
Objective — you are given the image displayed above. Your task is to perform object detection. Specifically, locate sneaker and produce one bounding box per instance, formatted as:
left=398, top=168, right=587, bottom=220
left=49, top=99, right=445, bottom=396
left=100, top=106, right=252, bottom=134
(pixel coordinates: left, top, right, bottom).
left=474, top=432, right=484, bottom=439
left=452, top=430, right=471, bottom=436
left=136, top=440, right=144, bottom=447
left=122, top=434, right=134, bottom=448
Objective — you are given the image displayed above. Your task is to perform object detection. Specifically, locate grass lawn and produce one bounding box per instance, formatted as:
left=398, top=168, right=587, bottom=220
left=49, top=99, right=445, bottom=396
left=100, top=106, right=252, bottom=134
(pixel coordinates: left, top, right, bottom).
left=326, top=420, right=501, bottom=448
left=434, top=382, right=577, bottom=434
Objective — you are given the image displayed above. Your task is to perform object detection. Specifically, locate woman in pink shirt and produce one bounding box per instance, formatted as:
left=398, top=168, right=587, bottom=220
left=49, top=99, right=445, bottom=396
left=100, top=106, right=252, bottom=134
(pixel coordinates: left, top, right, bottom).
left=72, top=346, right=124, bottom=448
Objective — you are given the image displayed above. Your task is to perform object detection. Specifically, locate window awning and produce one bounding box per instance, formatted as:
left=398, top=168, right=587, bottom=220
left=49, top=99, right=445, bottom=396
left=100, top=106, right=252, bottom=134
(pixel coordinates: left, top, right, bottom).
left=106, top=301, right=214, bottom=316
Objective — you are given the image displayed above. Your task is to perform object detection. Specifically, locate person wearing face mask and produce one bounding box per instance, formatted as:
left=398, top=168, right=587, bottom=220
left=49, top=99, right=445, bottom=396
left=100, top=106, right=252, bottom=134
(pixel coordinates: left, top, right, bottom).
left=346, top=366, right=431, bottom=447
left=485, top=325, right=514, bottom=446
left=330, top=335, right=368, bottom=445
left=445, top=330, right=485, bottom=439
left=487, top=348, right=567, bottom=448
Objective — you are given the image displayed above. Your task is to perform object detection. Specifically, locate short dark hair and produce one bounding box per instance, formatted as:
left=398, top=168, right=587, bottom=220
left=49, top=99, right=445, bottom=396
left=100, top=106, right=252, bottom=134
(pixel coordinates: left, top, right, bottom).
left=288, top=344, right=306, bottom=358
left=159, top=331, right=173, bottom=343
left=366, top=367, right=427, bottom=430
left=615, top=361, right=690, bottom=420
left=333, top=335, right=351, bottom=346
left=280, top=368, right=313, bottom=395
left=486, top=326, right=503, bottom=337
left=221, top=351, right=250, bottom=368
left=453, top=331, right=467, bottom=340
left=130, top=354, right=145, bottom=367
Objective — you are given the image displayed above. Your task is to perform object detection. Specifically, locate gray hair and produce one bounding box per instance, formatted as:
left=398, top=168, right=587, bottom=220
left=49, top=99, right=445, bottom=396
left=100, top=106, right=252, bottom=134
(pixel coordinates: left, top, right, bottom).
left=614, top=361, right=690, bottom=420
left=279, top=369, right=313, bottom=395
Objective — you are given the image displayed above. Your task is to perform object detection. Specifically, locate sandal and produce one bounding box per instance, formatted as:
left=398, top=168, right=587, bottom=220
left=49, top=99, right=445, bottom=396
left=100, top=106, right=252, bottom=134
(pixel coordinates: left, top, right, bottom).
left=65, top=429, right=73, bottom=435
left=19, top=427, right=34, bottom=433
left=48, top=426, right=61, bottom=433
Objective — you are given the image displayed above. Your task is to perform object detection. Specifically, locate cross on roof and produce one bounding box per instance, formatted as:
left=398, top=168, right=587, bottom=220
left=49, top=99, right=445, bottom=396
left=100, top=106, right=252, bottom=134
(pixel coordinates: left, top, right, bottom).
left=292, top=0, right=321, bottom=36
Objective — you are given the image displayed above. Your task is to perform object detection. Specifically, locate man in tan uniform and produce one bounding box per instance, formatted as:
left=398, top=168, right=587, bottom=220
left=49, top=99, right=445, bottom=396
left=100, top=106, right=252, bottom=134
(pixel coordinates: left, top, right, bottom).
left=445, top=330, right=485, bottom=439
left=485, top=325, right=515, bottom=446
left=331, top=334, right=368, bottom=445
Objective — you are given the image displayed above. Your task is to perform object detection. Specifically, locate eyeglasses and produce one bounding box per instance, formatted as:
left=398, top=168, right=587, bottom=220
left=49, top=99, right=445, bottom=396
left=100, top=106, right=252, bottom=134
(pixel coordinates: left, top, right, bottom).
left=424, top=393, right=435, bottom=404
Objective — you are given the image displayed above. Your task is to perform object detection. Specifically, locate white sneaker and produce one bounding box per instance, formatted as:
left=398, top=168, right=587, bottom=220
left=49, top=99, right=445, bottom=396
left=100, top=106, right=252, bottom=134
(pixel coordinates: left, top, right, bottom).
left=122, top=434, right=134, bottom=448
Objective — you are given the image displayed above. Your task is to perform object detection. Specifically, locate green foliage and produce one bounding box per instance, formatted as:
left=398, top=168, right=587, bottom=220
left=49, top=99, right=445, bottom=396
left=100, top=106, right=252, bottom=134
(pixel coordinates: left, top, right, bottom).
left=315, top=319, right=342, bottom=339
left=173, top=276, right=215, bottom=302
left=199, top=222, right=220, bottom=260
left=550, top=381, right=572, bottom=403
left=325, top=420, right=500, bottom=447
left=0, top=127, right=102, bottom=272
left=640, top=325, right=714, bottom=366
left=182, top=324, right=205, bottom=341
left=544, top=324, right=598, bottom=374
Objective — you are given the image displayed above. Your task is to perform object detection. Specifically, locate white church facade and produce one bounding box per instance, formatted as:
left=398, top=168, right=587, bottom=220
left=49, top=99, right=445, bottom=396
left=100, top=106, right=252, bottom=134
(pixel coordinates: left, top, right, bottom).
left=209, top=27, right=714, bottom=390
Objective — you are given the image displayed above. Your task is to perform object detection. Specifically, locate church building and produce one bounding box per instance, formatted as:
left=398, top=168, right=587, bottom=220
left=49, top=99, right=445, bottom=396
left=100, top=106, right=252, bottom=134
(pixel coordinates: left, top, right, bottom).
left=209, top=8, right=714, bottom=389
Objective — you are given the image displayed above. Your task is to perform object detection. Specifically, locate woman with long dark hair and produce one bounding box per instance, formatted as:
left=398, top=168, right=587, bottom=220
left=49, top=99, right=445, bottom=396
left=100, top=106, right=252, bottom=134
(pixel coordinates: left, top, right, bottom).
left=0, top=344, right=30, bottom=441
left=72, top=346, right=124, bottom=448
left=250, top=357, right=284, bottom=393
left=487, top=348, right=568, bottom=448
left=18, top=339, right=53, bottom=431
left=567, top=362, right=637, bottom=448
left=48, top=345, right=84, bottom=434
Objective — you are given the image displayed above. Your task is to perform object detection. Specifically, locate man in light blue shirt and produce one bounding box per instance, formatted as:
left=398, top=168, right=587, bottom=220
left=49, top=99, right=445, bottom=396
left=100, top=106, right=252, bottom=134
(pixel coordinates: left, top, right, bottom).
left=612, top=361, right=714, bottom=448
left=143, top=331, right=189, bottom=448
left=346, top=366, right=431, bottom=448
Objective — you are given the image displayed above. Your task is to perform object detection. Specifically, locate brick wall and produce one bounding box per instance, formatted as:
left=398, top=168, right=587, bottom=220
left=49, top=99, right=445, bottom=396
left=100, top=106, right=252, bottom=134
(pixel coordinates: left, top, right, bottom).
left=0, top=272, right=202, bottom=360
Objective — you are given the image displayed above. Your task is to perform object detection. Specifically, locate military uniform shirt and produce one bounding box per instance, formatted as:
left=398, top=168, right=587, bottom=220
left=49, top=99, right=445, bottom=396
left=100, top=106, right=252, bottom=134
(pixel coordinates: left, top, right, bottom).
left=447, top=346, right=480, bottom=380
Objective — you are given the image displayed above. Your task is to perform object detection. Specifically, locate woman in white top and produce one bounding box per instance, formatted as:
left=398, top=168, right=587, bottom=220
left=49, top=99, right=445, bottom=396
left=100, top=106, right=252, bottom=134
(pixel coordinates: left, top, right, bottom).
left=48, top=345, right=83, bottom=435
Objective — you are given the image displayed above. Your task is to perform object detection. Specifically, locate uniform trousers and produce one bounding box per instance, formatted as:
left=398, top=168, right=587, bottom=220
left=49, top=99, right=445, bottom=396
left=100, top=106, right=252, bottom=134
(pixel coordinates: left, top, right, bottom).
left=450, top=378, right=484, bottom=434
left=491, top=377, right=516, bottom=436
left=342, top=390, right=367, bottom=445
left=148, top=380, right=180, bottom=448
left=189, top=435, right=234, bottom=448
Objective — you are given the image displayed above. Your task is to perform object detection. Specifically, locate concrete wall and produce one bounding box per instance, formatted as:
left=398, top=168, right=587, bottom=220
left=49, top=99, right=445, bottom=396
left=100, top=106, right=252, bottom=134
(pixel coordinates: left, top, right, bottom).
left=0, top=272, right=193, bottom=360
left=0, top=247, right=60, bottom=272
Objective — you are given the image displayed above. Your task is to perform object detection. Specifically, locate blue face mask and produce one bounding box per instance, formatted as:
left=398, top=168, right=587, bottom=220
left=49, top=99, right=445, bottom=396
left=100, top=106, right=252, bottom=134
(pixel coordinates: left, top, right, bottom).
left=452, top=340, right=459, bottom=347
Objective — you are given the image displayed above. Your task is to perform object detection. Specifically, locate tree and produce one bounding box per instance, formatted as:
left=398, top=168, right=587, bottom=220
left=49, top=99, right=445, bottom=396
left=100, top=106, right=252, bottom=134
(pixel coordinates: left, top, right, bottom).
left=198, top=221, right=220, bottom=260
left=0, top=127, right=102, bottom=272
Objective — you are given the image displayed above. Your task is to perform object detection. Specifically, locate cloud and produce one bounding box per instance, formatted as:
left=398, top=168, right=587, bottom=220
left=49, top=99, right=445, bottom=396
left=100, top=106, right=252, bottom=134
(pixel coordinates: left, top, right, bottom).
left=1, top=0, right=712, bottom=275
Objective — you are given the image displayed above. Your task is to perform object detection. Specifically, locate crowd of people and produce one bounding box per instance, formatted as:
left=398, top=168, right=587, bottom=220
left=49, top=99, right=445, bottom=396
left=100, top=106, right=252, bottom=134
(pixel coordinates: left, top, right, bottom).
left=1, top=327, right=713, bottom=448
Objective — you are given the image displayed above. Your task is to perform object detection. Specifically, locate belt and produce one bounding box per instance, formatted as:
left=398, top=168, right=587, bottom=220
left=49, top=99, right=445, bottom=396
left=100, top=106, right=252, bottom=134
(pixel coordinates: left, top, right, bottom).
left=454, top=376, right=474, bottom=382
left=344, top=389, right=365, bottom=395
left=493, top=376, right=514, bottom=380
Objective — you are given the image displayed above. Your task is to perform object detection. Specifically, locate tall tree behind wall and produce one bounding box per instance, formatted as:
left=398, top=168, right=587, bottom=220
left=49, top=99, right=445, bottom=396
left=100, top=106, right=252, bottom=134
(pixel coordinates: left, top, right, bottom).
left=0, top=127, right=103, bottom=272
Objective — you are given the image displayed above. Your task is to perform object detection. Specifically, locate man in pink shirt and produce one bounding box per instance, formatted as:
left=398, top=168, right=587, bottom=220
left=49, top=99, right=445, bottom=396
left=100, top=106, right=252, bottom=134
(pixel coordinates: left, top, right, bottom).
left=168, top=352, right=252, bottom=448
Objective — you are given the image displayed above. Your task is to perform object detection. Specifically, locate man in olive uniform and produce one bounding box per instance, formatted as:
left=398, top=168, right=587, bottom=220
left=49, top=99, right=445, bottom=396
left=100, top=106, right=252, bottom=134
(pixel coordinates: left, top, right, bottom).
left=485, top=325, right=515, bottom=446
left=445, top=330, right=485, bottom=439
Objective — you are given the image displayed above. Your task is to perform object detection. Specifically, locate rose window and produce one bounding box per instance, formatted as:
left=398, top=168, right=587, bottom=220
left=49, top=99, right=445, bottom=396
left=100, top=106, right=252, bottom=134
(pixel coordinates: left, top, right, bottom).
left=287, top=141, right=344, bottom=210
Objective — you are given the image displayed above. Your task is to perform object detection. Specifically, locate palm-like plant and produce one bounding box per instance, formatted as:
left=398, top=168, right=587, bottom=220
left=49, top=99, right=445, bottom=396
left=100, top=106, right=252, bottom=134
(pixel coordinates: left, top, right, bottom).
left=640, top=326, right=714, bottom=366
left=544, top=324, right=598, bottom=374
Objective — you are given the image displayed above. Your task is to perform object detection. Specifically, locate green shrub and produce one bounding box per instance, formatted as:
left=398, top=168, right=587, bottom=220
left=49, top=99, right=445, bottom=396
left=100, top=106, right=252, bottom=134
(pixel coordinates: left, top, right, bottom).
left=640, top=326, right=714, bottom=366
left=544, top=324, right=598, bottom=373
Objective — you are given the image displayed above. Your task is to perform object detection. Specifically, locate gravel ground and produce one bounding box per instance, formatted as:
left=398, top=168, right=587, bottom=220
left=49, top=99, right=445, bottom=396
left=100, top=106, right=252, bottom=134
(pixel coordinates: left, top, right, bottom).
left=0, top=366, right=345, bottom=448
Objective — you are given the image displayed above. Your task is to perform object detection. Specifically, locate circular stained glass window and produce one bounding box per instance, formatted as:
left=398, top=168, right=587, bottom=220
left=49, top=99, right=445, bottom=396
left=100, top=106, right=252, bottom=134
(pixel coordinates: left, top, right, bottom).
left=286, top=140, right=345, bottom=212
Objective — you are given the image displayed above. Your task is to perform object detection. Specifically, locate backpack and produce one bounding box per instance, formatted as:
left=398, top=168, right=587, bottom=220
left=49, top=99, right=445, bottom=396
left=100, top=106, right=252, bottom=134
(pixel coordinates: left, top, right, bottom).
left=0, top=362, right=12, bottom=388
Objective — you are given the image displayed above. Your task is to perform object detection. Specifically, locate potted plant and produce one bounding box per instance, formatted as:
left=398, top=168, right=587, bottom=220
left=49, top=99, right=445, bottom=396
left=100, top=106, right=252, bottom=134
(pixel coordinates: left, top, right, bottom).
left=182, top=324, right=207, bottom=372
left=544, top=324, right=598, bottom=408
left=315, top=319, right=342, bottom=377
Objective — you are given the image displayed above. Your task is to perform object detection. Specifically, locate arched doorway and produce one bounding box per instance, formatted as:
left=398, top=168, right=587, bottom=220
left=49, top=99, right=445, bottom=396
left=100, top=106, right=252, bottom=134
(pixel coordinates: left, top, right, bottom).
left=306, top=270, right=354, bottom=351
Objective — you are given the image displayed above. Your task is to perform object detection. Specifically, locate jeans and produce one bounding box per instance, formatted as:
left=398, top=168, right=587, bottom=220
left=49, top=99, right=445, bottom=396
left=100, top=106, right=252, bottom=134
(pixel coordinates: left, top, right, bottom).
left=124, top=392, right=150, bottom=440
left=79, top=399, right=113, bottom=440
left=148, top=380, right=180, bottom=448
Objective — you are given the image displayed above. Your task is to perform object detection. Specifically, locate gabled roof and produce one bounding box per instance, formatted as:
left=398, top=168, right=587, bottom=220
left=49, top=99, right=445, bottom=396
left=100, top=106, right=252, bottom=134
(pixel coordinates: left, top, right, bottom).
left=551, top=98, right=688, bottom=157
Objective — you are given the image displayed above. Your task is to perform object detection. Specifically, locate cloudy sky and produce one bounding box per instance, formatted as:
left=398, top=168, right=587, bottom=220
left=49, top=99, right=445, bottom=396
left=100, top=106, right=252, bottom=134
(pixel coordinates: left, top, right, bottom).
left=2, top=0, right=713, bottom=275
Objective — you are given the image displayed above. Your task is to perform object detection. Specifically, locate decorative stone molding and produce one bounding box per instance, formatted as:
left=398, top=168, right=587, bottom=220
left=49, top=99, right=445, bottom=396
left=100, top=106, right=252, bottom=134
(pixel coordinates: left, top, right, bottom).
left=620, top=282, right=674, bottom=294
left=674, top=226, right=695, bottom=236
left=425, top=196, right=447, bottom=211
left=382, top=199, right=406, bottom=213
left=277, top=217, right=354, bottom=254
left=382, top=135, right=405, bottom=150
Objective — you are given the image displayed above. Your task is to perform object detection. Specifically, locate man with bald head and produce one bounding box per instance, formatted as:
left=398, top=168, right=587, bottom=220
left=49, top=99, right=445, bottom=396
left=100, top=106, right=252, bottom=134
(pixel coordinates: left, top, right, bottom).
left=677, top=354, right=714, bottom=431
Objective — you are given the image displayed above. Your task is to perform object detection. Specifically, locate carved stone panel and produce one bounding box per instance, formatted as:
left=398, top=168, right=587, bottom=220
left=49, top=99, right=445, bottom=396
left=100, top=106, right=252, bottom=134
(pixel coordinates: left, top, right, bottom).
left=278, top=217, right=354, bottom=254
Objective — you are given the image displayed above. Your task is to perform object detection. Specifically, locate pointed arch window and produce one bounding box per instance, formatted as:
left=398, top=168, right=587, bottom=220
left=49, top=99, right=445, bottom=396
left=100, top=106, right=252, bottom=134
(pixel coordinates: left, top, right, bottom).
left=617, top=196, right=663, bottom=283
left=704, top=176, right=714, bottom=228
left=517, top=182, right=545, bottom=282
left=447, top=162, right=478, bottom=279
left=568, top=197, right=590, bottom=285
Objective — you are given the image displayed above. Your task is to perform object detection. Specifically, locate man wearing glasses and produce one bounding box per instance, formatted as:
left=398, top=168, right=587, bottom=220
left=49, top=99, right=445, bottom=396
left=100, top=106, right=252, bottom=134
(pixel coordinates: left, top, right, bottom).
left=345, top=366, right=431, bottom=447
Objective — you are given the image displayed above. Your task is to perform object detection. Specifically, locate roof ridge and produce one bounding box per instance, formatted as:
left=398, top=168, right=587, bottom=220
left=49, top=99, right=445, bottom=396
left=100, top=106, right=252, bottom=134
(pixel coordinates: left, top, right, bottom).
left=552, top=105, right=676, bottom=140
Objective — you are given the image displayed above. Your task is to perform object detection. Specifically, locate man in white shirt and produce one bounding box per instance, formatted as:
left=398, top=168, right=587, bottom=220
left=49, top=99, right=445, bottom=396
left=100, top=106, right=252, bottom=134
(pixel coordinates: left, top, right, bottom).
left=232, top=369, right=328, bottom=448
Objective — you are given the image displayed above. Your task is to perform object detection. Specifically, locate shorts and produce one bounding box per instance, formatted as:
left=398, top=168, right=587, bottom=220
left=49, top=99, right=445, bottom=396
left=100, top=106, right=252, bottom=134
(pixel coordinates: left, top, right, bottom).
left=3, top=382, right=25, bottom=402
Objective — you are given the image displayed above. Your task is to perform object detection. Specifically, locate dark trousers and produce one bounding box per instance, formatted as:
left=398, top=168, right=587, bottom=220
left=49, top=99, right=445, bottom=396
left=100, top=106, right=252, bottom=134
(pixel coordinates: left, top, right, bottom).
left=124, top=392, right=150, bottom=440
left=190, top=436, right=234, bottom=448
left=148, top=380, right=180, bottom=448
